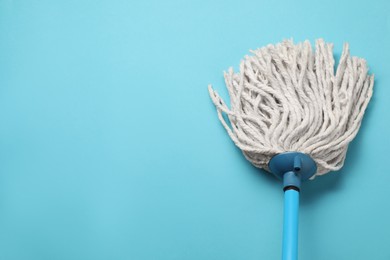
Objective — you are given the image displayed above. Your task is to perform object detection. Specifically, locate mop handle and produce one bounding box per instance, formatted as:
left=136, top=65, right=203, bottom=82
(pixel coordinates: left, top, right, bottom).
left=268, top=152, right=317, bottom=260
left=282, top=188, right=300, bottom=260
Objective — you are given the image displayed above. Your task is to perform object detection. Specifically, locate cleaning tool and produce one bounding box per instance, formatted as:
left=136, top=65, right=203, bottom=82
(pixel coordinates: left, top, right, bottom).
left=208, top=39, right=373, bottom=260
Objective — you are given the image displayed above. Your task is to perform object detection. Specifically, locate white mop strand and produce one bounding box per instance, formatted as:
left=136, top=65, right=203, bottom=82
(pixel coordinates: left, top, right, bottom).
left=209, top=39, right=374, bottom=176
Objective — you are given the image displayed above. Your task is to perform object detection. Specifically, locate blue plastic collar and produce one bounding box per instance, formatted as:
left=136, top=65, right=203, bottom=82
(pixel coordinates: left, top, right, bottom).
left=268, top=152, right=317, bottom=190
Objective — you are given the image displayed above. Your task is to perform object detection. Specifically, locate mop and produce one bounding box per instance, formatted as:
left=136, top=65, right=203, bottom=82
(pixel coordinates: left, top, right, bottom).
left=208, top=39, right=373, bottom=260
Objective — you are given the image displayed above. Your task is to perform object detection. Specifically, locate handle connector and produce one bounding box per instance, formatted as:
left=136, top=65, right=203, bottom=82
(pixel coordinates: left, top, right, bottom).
left=268, top=152, right=317, bottom=190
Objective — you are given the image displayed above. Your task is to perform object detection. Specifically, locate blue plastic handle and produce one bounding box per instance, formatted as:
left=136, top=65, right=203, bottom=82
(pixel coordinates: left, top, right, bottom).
left=283, top=189, right=299, bottom=260
left=268, top=152, right=317, bottom=260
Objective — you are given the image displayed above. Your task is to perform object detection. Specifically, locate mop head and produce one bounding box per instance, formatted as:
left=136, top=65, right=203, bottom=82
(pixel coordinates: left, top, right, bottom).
left=208, top=39, right=374, bottom=177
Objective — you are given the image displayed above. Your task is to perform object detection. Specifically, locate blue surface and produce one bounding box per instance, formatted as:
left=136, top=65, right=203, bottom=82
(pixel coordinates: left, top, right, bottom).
left=0, top=0, right=389, bottom=259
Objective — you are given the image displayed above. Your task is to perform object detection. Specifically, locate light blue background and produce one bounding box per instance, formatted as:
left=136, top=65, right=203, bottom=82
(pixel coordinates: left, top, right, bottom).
left=0, top=0, right=389, bottom=259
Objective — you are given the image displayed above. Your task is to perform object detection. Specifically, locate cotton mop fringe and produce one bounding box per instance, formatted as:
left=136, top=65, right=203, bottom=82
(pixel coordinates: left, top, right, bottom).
left=208, top=39, right=374, bottom=177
